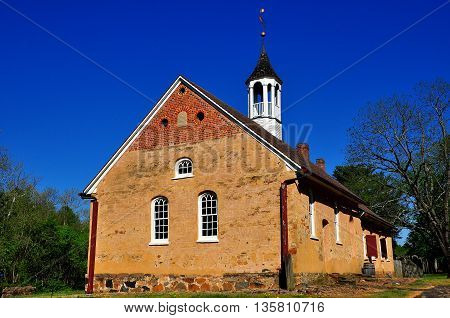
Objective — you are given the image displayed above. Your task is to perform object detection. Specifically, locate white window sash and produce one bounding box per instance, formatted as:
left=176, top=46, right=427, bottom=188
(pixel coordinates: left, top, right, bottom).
left=173, top=158, right=194, bottom=179
left=149, top=198, right=169, bottom=245
left=197, top=193, right=219, bottom=243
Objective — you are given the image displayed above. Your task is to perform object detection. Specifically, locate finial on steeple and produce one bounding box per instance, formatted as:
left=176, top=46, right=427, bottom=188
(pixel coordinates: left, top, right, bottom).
left=259, top=8, right=266, bottom=39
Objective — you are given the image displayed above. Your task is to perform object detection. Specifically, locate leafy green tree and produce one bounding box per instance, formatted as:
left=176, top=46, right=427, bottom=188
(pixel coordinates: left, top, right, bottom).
left=333, top=165, right=407, bottom=229
left=0, top=147, right=88, bottom=291
left=404, top=220, right=442, bottom=259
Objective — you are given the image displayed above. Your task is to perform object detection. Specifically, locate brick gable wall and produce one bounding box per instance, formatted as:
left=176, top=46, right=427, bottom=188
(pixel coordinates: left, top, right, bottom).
left=129, top=85, right=241, bottom=151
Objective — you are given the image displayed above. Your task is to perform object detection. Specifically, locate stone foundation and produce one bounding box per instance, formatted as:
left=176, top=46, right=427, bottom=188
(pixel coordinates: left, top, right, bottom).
left=89, top=273, right=280, bottom=293
left=88, top=272, right=360, bottom=293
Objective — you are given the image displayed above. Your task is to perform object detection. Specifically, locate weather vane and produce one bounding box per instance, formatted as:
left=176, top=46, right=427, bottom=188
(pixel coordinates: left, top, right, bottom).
left=259, top=8, right=266, bottom=38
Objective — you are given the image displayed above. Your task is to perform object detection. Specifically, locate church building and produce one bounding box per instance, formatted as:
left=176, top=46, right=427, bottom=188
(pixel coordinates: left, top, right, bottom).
left=81, top=41, right=395, bottom=293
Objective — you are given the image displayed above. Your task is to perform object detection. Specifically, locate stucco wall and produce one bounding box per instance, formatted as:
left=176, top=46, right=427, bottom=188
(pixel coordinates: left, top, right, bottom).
left=286, top=184, right=366, bottom=274
left=94, top=132, right=295, bottom=275
left=88, top=84, right=394, bottom=290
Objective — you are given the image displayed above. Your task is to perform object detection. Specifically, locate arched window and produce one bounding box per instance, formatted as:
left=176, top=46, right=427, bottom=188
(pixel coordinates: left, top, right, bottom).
left=177, top=111, right=187, bottom=127
left=267, top=84, right=272, bottom=102
left=252, top=81, right=264, bottom=116
left=197, top=191, right=218, bottom=242
left=275, top=84, right=280, bottom=106
left=150, top=197, right=169, bottom=245
left=174, top=158, right=193, bottom=179
left=267, top=83, right=273, bottom=116
left=253, top=81, right=263, bottom=103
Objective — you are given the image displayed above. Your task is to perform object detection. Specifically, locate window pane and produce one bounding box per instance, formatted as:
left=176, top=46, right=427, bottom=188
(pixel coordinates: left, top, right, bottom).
left=200, top=192, right=217, bottom=238
left=177, top=159, right=193, bottom=176
left=153, top=197, right=168, bottom=241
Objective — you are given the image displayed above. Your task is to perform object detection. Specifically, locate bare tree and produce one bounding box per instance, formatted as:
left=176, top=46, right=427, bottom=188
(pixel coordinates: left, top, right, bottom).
left=348, top=78, right=449, bottom=276
left=58, top=188, right=83, bottom=211
left=57, top=188, right=89, bottom=224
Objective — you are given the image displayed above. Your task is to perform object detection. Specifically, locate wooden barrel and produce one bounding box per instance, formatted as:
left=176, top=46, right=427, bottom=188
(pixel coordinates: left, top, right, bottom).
left=362, top=263, right=375, bottom=277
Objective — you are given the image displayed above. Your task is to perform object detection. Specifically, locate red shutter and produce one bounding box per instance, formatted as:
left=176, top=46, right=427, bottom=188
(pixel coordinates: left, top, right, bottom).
left=366, top=235, right=378, bottom=258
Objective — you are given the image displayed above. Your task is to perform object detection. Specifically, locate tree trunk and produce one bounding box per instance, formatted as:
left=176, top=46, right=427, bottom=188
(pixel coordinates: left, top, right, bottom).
left=447, top=257, right=450, bottom=278
left=447, top=246, right=450, bottom=278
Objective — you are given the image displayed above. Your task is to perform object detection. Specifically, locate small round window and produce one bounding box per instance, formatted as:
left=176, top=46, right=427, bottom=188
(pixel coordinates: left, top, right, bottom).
left=196, top=111, right=205, bottom=121
left=161, top=118, right=169, bottom=127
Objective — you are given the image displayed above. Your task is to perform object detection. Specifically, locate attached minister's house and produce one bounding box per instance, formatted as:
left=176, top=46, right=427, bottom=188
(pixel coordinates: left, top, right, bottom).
left=81, top=49, right=395, bottom=293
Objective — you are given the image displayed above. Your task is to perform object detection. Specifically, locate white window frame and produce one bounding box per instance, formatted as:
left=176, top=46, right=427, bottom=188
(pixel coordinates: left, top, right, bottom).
left=309, top=191, right=318, bottom=240
left=334, top=203, right=342, bottom=245
left=149, top=197, right=169, bottom=246
left=197, top=191, right=219, bottom=243
left=173, top=158, right=194, bottom=180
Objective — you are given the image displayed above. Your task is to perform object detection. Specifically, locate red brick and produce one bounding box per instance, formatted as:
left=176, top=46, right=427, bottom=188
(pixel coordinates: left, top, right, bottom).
left=129, top=85, right=240, bottom=151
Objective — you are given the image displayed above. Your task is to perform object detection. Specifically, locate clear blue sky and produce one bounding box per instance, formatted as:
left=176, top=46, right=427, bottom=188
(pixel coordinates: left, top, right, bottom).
left=0, top=0, right=449, bottom=196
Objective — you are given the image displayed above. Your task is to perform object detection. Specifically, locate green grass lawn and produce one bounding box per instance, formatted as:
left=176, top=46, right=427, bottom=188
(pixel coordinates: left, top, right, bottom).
left=411, top=274, right=449, bottom=286
left=368, top=274, right=449, bottom=298
left=368, top=289, right=412, bottom=298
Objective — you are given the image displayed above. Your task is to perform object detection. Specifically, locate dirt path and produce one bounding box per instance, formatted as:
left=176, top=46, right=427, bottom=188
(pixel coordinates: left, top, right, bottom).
left=416, top=286, right=450, bottom=298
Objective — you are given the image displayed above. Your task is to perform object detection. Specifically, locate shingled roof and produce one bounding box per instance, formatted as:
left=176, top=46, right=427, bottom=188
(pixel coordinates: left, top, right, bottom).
left=245, top=46, right=283, bottom=85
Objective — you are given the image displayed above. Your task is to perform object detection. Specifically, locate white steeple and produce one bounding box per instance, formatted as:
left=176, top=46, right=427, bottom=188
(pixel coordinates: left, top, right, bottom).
left=246, top=45, right=283, bottom=140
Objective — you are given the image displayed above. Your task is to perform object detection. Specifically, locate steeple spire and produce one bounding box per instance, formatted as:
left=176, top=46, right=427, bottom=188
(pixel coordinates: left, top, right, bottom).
left=245, top=46, right=283, bottom=86
left=246, top=7, right=283, bottom=140
left=245, top=7, right=282, bottom=85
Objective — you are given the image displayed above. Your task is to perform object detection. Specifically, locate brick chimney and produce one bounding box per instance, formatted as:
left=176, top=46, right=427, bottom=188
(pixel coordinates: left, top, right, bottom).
left=316, top=158, right=326, bottom=171
left=296, top=143, right=310, bottom=161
